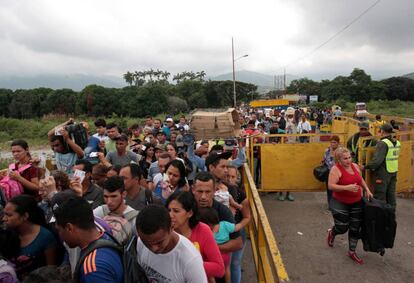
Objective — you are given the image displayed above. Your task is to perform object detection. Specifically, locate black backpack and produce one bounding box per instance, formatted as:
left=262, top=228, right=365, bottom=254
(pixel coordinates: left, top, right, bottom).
left=65, top=123, right=89, bottom=150
left=74, top=235, right=149, bottom=283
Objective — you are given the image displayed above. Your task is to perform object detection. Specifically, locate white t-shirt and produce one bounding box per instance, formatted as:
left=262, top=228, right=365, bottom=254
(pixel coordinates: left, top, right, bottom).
left=137, top=233, right=207, bottom=283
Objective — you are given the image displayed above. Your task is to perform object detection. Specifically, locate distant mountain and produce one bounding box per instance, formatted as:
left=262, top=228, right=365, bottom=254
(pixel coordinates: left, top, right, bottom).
left=210, top=70, right=295, bottom=93
left=0, top=74, right=125, bottom=91
left=403, top=72, right=414, bottom=80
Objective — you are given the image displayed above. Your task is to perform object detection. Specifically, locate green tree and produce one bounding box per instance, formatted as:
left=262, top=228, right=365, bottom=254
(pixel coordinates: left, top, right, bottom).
left=286, top=78, right=320, bottom=96
left=381, top=77, right=414, bottom=101
left=123, top=71, right=134, bottom=86
left=0, top=89, right=13, bottom=117
left=320, top=76, right=352, bottom=101
left=348, top=68, right=372, bottom=101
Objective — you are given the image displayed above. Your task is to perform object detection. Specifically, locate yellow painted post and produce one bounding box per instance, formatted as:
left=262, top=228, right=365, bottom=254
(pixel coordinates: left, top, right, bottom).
left=243, top=164, right=290, bottom=282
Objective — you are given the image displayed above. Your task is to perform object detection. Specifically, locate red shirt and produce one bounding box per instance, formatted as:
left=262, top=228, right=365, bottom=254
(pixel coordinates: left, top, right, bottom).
left=333, top=163, right=362, bottom=204
left=189, top=222, right=225, bottom=278
left=14, top=162, right=39, bottom=197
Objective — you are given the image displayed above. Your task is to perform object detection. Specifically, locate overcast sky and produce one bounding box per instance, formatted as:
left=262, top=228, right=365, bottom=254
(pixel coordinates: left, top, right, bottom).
left=1, top=0, right=413, bottom=80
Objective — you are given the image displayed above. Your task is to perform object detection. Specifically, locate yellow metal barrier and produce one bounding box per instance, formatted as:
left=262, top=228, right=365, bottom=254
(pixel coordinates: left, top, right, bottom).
left=242, top=163, right=289, bottom=282
left=359, top=131, right=414, bottom=193
left=248, top=133, right=347, bottom=192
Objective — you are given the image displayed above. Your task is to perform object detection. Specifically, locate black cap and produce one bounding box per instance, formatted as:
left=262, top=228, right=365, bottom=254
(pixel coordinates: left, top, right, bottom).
left=51, top=190, right=78, bottom=212
left=380, top=123, right=394, bottom=133
left=205, top=151, right=233, bottom=169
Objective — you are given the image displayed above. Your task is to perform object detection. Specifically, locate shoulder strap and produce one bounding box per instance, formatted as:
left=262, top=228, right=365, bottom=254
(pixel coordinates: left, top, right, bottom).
left=102, top=205, right=110, bottom=216
left=74, top=238, right=122, bottom=282
left=123, top=209, right=139, bottom=221
left=145, top=189, right=153, bottom=205
left=10, top=163, right=32, bottom=173
left=17, top=163, right=32, bottom=173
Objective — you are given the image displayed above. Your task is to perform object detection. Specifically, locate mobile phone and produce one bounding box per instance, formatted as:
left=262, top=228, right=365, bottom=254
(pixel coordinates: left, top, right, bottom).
left=73, top=169, right=86, bottom=183
left=89, top=152, right=98, bottom=158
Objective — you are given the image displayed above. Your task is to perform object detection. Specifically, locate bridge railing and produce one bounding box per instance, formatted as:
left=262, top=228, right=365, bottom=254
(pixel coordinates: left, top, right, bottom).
left=242, top=163, right=289, bottom=283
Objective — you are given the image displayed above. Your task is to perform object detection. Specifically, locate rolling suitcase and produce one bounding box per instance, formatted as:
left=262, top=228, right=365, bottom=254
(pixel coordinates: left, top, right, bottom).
left=361, top=197, right=397, bottom=255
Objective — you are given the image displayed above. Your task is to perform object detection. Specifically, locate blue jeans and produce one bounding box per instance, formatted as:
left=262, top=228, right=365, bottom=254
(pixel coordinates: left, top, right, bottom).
left=231, top=228, right=247, bottom=283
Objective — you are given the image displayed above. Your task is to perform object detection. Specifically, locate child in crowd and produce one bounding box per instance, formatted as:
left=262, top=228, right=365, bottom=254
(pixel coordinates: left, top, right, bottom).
left=214, top=182, right=242, bottom=214
left=199, top=207, right=243, bottom=283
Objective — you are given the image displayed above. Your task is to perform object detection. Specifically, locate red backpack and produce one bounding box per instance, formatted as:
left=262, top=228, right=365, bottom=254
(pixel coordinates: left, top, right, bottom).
left=0, top=163, right=32, bottom=201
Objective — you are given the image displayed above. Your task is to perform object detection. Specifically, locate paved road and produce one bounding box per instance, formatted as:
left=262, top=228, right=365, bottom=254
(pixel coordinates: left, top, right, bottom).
left=259, top=192, right=414, bottom=283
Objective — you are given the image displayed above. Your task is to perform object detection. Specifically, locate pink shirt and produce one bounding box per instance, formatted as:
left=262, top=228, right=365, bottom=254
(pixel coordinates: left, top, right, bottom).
left=189, top=222, right=225, bottom=278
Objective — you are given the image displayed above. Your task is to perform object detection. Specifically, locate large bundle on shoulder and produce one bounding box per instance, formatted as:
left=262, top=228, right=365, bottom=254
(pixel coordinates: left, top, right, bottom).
left=189, top=108, right=241, bottom=140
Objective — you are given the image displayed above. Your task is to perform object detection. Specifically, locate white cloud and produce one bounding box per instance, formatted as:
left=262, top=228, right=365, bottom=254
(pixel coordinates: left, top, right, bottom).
left=0, top=0, right=413, bottom=79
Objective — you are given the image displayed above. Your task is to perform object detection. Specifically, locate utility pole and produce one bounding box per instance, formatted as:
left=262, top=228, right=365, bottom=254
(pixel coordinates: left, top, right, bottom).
left=232, top=37, right=236, bottom=108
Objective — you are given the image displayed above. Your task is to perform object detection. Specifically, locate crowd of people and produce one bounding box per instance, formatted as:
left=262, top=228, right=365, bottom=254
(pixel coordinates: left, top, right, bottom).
left=0, top=106, right=401, bottom=281
left=0, top=114, right=257, bottom=283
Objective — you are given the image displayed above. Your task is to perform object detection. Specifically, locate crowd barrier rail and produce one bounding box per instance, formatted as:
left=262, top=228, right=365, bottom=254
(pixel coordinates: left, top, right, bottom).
left=248, top=133, right=347, bottom=192
left=242, top=163, right=289, bottom=283
left=245, top=126, right=413, bottom=193
left=358, top=131, right=414, bottom=193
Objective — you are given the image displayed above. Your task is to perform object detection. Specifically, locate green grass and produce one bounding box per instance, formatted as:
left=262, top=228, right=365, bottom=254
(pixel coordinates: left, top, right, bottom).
left=337, top=100, right=414, bottom=118
left=0, top=113, right=188, bottom=151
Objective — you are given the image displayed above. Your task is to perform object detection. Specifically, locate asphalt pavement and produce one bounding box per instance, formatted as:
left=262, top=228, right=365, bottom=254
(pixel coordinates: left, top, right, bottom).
left=255, top=191, right=414, bottom=283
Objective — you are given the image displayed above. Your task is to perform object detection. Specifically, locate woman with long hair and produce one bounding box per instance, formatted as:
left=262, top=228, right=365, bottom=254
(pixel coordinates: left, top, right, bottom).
left=166, top=191, right=224, bottom=281
left=139, top=144, right=156, bottom=180
left=327, top=147, right=373, bottom=264
left=5, top=139, right=40, bottom=198
left=166, top=143, right=185, bottom=164
left=3, top=195, right=57, bottom=278
left=153, top=159, right=188, bottom=204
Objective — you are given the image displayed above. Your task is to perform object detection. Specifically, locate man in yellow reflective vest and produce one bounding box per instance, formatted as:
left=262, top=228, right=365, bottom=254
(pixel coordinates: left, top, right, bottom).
left=346, top=122, right=376, bottom=163
left=362, top=123, right=400, bottom=209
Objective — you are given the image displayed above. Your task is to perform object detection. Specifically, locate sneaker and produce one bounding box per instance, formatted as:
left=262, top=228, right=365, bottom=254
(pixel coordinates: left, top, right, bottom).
left=278, top=194, right=285, bottom=201
left=348, top=251, right=364, bottom=264
left=327, top=229, right=334, bottom=247
left=287, top=194, right=295, bottom=201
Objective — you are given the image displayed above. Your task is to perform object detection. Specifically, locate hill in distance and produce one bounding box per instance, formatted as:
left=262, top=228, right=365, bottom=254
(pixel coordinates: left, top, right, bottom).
left=0, top=74, right=125, bottom=91
left=403, top=72, right=414, bottom=80
left=211, top=70, right=295, bottom=92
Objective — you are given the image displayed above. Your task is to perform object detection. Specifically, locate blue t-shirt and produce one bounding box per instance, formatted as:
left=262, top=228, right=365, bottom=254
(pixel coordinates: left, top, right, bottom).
left=55, top=151, right=78, bottom=175
left=16, top=226, right=57, bottom=276
left=214, top=221, right=235, bottom=245
left=79, top=233, right=123, bottom=283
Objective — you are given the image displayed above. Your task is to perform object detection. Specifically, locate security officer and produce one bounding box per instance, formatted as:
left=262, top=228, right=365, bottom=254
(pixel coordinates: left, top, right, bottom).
left=346, top=121, right=376, bottom=163
left=362, top=123, right=400, bottom=209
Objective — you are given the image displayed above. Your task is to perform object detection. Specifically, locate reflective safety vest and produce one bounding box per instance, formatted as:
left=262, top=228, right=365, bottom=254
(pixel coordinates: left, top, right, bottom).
left=383, top=138, right=400, bottom=173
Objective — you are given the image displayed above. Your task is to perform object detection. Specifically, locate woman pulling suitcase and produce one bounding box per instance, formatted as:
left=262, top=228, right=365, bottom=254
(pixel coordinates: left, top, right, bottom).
left=326, top=147, right=373, bottom=264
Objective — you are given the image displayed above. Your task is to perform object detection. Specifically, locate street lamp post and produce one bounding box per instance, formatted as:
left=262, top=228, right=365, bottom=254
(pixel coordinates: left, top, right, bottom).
left=232, top=37, right=248, bottom=108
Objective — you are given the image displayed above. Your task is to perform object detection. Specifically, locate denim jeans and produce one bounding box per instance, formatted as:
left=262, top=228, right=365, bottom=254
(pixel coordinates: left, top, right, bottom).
left=231, top=228, right=247, bottom=283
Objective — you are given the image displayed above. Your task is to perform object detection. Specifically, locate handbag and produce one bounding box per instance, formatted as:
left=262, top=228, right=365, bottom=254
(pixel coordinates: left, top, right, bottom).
left=313, top=164, right=329, bottom=182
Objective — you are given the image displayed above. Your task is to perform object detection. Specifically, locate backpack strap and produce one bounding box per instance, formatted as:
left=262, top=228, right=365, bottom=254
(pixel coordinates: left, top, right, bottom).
left=73, top=238, right=122, bottom=282
left=144, top=189, right=153, bottom=205
left=101, top=205, right=110, bottom=217
left=123, top=210, right=139, bottom=222
left=9, top=163, right=32, bottom=174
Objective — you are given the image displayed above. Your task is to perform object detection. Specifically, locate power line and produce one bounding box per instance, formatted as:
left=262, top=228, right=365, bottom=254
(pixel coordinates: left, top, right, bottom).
left=282, top=0, right=382, bottom=70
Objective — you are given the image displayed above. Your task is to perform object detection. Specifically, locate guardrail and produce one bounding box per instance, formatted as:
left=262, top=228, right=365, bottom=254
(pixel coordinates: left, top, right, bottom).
left=242, top=163, right=289, bottom=282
